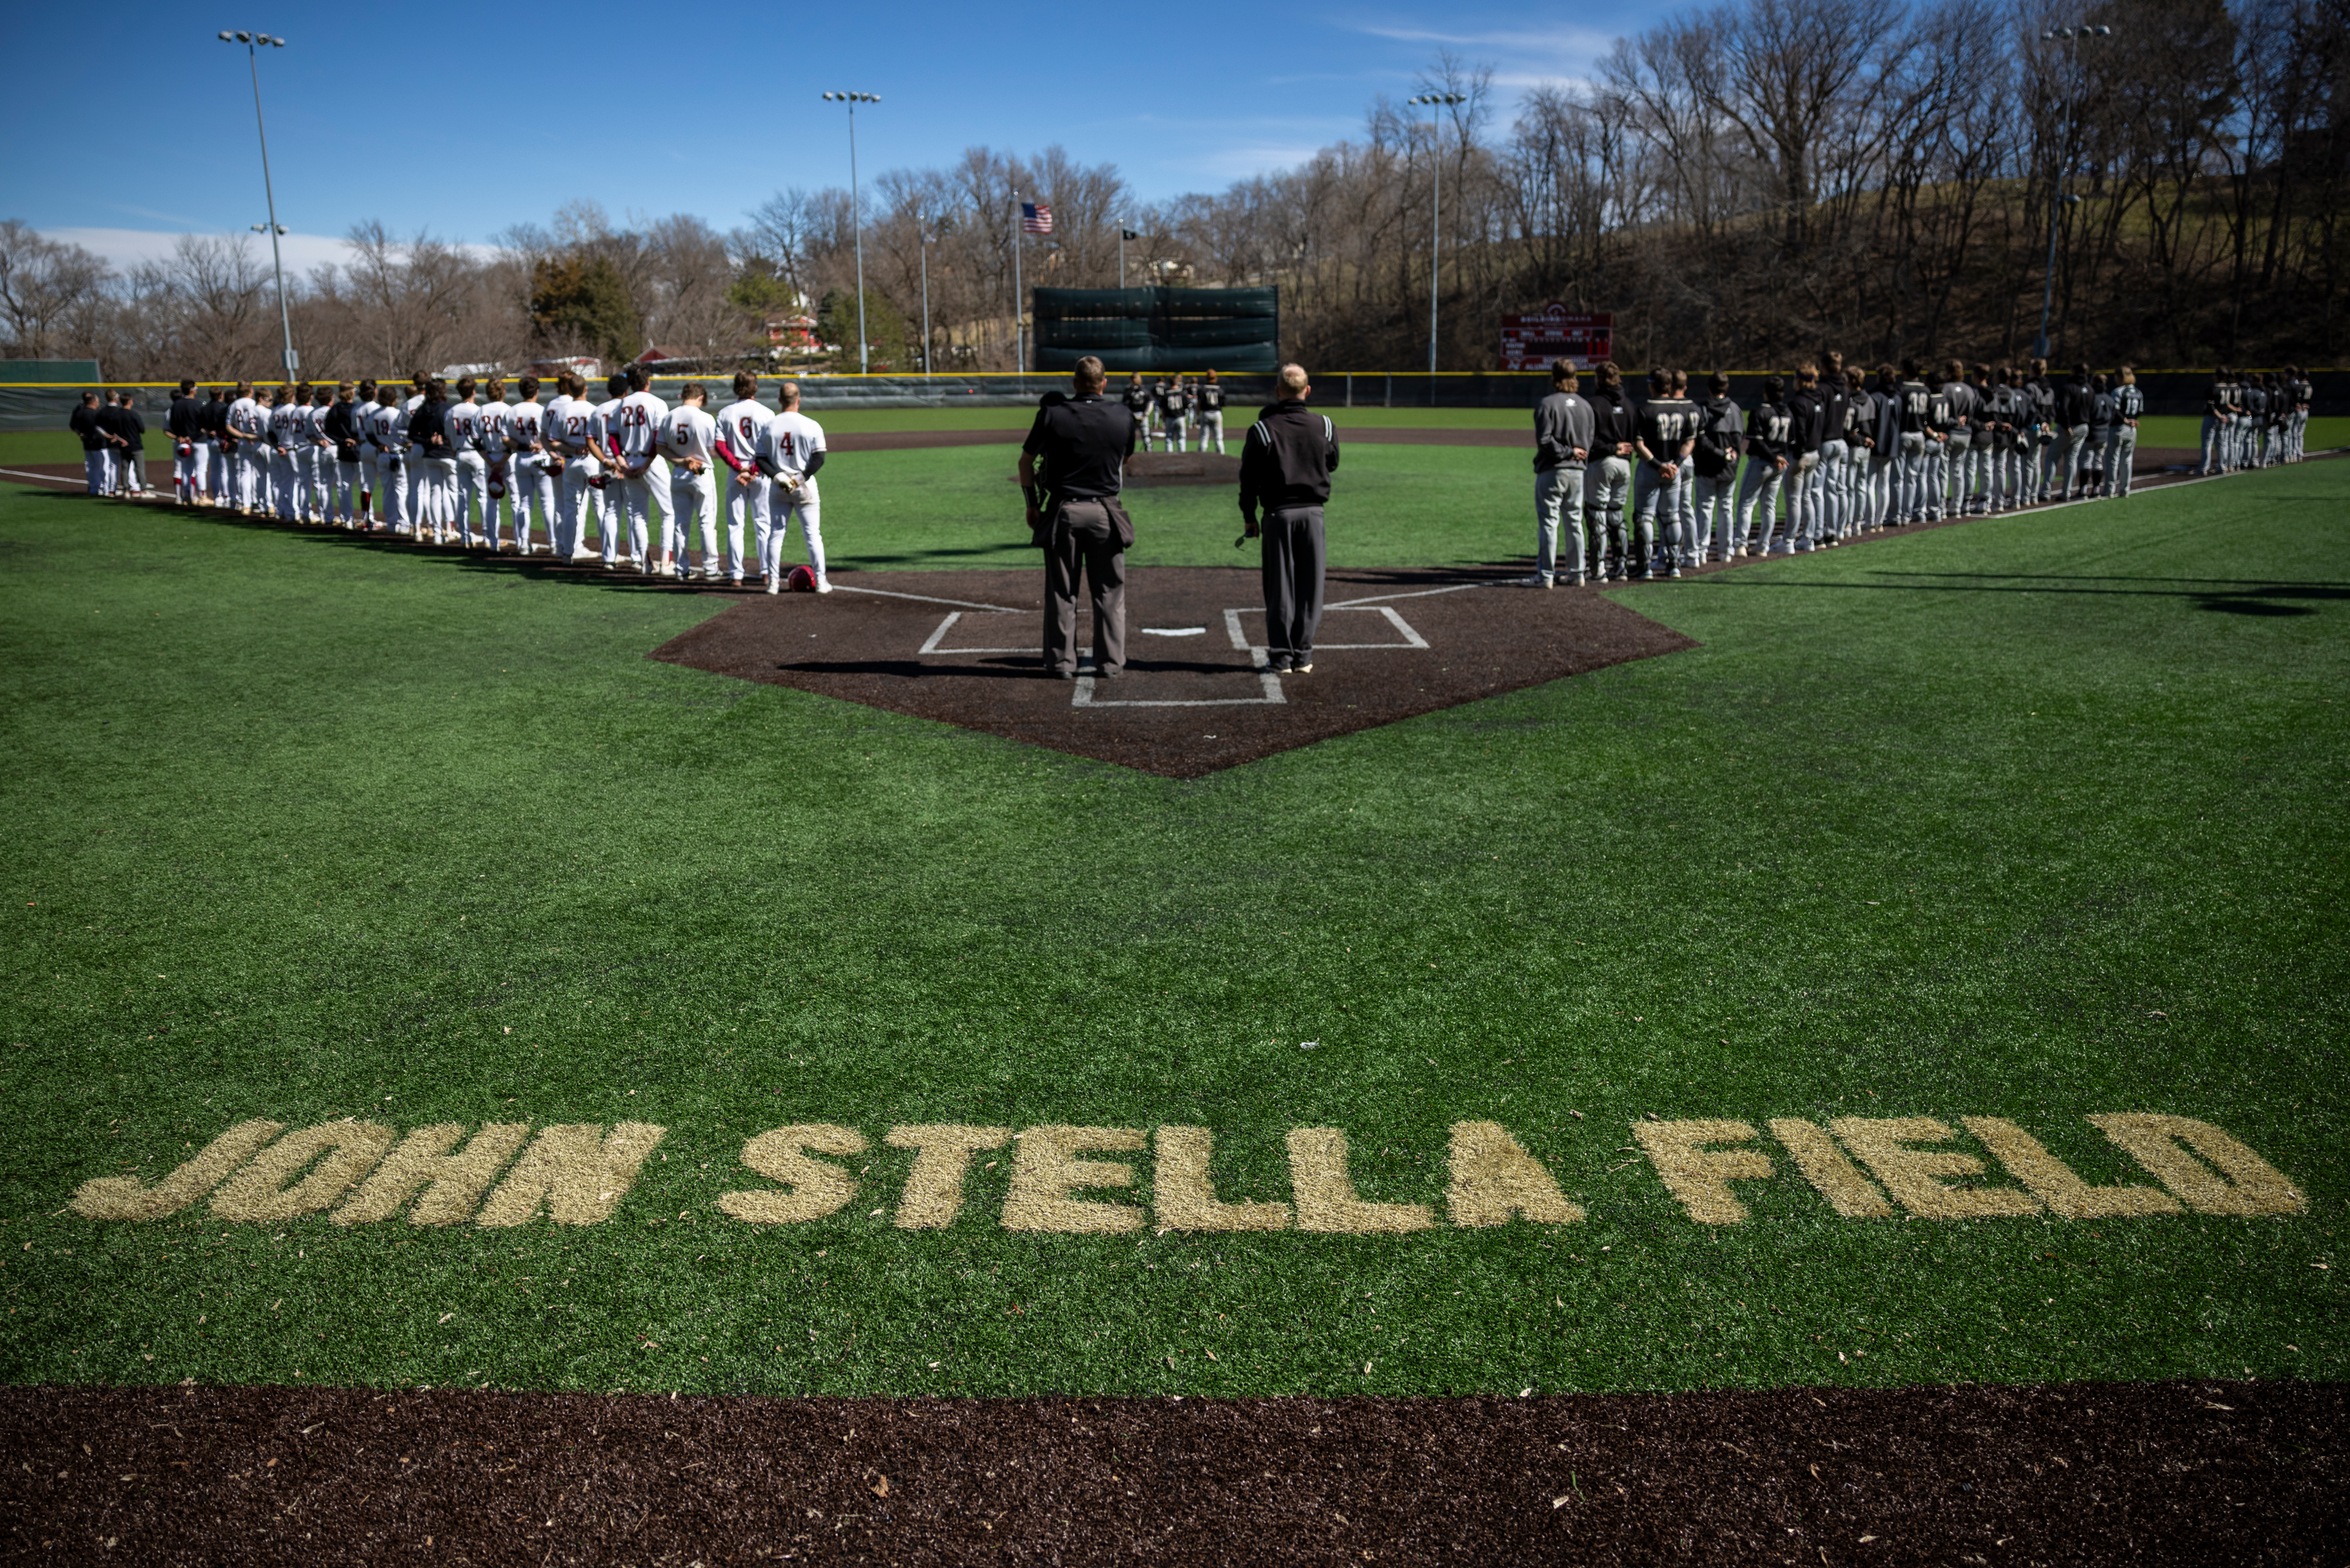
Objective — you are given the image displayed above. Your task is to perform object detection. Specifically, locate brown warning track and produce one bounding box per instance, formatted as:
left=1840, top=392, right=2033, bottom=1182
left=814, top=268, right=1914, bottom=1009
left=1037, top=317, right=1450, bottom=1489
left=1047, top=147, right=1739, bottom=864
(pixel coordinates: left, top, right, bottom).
left=1, top=1380, right=2339, bottom=1564
left=651, top=565, right=1693, bottom=777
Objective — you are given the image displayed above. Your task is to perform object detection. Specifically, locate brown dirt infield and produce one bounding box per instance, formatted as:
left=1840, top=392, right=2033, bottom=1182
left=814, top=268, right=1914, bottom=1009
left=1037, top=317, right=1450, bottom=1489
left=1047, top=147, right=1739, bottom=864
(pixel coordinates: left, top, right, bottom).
left=651, top=566, right=1693, bottom=778
left=2, top=1379, right=2339, bottom=1564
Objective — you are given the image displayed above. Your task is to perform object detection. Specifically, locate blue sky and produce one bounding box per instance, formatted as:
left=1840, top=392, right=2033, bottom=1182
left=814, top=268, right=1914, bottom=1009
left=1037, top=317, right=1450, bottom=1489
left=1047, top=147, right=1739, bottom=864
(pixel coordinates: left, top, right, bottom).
left=1, top=3, right=1625, bottom=274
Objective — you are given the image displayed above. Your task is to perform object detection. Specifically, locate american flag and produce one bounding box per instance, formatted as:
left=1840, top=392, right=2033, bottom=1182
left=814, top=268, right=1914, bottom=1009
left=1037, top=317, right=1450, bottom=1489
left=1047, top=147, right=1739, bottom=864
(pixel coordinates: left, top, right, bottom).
left=1020, top=201, right=1054, bottom=235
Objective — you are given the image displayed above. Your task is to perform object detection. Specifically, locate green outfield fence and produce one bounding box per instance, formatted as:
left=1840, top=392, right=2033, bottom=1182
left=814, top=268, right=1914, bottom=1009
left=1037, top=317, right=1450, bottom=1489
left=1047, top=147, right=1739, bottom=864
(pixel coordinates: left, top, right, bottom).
left=1, top=368, right=2338, bottom=432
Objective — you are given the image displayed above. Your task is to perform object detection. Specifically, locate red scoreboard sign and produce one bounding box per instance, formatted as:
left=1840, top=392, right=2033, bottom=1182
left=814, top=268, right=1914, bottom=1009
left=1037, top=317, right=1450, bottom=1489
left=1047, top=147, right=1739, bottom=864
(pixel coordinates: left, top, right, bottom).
left=1499, top=306, right=1614, bottom=371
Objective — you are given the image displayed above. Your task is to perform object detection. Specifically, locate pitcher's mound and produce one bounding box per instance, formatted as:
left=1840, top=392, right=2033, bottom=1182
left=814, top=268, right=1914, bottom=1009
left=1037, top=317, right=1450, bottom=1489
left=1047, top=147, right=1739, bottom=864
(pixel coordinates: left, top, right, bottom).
left=652, top=566, right=1691, bottom=776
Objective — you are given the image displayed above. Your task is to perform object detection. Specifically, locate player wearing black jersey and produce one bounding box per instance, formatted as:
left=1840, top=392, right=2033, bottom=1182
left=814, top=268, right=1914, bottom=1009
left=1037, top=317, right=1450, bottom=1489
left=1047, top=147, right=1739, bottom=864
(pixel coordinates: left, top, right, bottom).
left=1156, top=375, right=1193, bottom=453
left=1864, top=366, right=1900, bottom=532
left=2083, top=375, right=2114, bottom=495
left=1122, top=374, right=1152, bottom=445
left=1816, top=352, right=1851, bottom=545
left=1692, top=373, right=1743, bottom=564
left=2025, top=359, right=2060, bottom=499
left=1987, top=366, right=2028, bottom=513
left=1893, top=361, right=1936, bottom=525
left=1631, top=369, right=1700, bottom=577
left=1583, top=363, right=1637, bottom=582
left=1196, top=370, right=1228, bottom=454
left=1735, top=377, right=1793, bottom=556
left=2198, top=369, right=2228, bottom=474
left=1937, top=361, right=1976, bottom=523
left=2057, top=365, right=2096, bottom=501
left=1782, top=365, right=1826, bottom=552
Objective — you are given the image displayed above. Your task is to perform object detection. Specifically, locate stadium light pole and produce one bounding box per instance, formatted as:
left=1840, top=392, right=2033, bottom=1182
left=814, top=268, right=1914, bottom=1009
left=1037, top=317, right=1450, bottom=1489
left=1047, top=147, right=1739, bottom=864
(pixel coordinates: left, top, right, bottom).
left=1408, top=92, right=1466, bottom=403
left=218, top=30, right=297, bottom=378
left=2031, top=24, right=2112, bottom=361
left=822, top=92, right=881, bottom=374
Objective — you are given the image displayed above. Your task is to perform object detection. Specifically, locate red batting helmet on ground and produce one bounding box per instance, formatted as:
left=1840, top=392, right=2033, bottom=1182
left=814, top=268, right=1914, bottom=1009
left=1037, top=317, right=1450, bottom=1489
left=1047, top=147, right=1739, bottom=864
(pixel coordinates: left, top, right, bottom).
left=786, top=564, right=818, bottom=593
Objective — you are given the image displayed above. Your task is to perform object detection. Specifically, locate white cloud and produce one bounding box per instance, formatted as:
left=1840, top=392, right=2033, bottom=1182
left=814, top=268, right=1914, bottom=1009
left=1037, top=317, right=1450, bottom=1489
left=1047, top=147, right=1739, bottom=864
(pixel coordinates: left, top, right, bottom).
left=43, top=226, right=364, bottom=277
left=1338, top=16, right=1621, bottom=93
left=42, top=226, right=500, bottom=278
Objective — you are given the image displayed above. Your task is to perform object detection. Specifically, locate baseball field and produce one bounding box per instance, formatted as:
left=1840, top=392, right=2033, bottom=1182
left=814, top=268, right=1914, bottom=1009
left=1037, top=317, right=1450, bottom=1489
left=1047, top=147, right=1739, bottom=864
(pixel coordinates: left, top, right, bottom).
left=1, top=417, right=2343, bottom=1560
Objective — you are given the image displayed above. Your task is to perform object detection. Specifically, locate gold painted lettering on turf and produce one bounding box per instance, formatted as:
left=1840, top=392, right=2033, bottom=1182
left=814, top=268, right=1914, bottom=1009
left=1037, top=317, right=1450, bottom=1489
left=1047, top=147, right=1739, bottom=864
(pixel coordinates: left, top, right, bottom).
left=1766, top=1118, right=1894, bottom=1219
left=474, top=1122, right=667, bottom=1227
left=1001, top=1126, right=1147, bottom=1233
left=1633, top=1119, right=1775, bottom=1225
left=1828, top=1117, right=2041, bottom=1220
left=209, top=1121, right=397, bottom=1223
left=2087, top=1114, right=2307, bottom=1217
left=1287, top=1128, right=1435, bottom=1233
left=1960, top=1117, right=2180, bottom=1219
left=70, top=1119, right=286, bottom=1221
left=720, top=1125, right=870, bottom=1225
left=885, top=1125, right=1012, bottom=1229
left=332, top=1123, right=532, bottom=1226
left=1153, top=1127, right=1291, bottom=1232
left=1444, top=1121, right=1583, bottom=1226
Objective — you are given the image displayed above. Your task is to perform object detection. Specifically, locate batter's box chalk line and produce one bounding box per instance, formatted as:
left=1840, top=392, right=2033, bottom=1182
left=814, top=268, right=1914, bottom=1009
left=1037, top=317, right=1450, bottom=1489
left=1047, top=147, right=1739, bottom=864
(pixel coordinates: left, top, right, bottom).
left=913, top=601, right=1435, bottom=709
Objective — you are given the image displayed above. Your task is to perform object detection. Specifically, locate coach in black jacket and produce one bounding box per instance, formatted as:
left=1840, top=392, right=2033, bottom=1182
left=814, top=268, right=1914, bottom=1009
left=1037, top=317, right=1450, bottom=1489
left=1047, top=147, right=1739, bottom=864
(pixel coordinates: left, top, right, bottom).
left=1239, top=363, right=1341, bottom=675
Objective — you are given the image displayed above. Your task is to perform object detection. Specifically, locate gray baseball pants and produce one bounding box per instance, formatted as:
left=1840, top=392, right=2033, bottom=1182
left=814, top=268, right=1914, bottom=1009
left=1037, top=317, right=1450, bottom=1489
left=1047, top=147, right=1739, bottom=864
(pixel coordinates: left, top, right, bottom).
left=1534, top=466, right=1586, bottom=582
left=1260, top=506, right=1326, bottom=668
left=1043, top=500, right=1126, bottom=676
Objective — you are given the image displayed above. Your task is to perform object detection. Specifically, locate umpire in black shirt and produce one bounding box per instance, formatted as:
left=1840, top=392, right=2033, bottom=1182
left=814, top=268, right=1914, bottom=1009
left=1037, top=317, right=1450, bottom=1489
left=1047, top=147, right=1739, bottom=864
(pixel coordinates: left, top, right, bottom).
left=1020, top=354, right=1138, bottom=678
left=1239, top=363, right=1341, bottom=674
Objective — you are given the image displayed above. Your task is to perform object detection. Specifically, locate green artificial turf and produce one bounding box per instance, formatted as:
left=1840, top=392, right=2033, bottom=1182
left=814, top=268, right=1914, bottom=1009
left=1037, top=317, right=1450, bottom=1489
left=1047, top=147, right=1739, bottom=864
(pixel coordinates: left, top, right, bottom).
left=0, top=460, right=2342, bottom=1401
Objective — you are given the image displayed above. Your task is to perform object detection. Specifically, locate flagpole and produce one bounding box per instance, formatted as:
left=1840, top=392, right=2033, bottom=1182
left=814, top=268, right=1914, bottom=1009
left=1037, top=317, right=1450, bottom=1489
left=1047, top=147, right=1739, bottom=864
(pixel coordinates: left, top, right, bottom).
left=1012, top=192, right=1025, bottom=390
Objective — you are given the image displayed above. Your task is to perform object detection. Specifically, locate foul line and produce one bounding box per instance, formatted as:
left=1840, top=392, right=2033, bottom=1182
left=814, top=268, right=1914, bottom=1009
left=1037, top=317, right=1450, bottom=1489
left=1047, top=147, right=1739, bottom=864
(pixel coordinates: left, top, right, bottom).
left=1326, top=579, right=1511, bottom=609
left=0, top=467, right=83, bottom=488
left=832, top=582, right=1026, bottom=613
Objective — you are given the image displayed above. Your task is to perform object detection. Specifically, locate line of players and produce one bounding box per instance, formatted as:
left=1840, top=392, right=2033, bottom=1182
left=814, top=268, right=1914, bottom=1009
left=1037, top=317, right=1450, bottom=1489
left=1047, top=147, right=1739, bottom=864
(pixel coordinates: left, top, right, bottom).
left=1532, top=357, right=2317, bottom=587
left=154, top=369, right=833, bottom=593
left=67, top=390, right=150, bottom=497
left=1119, top=370, right=1228, bottom=454
left=2198, top=369, right=2311, bottom=475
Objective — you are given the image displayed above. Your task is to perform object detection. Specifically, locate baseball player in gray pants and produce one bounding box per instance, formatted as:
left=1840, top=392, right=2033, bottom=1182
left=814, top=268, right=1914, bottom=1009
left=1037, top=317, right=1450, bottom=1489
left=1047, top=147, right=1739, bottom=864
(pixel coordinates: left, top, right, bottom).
left=1583, top=364, right=1636, bottom=582
left=1529, top=360, right=1594, bottom=587
left=2104, top=367, right=2142, bottom=497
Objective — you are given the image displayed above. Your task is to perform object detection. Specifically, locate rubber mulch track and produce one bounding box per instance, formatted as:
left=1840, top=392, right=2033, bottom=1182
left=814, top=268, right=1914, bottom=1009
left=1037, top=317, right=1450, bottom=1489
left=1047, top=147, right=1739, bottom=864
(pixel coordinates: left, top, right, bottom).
left=1, top=1379, right=2340, bottom=1564
left=653, top=565, right=1694, bottom=777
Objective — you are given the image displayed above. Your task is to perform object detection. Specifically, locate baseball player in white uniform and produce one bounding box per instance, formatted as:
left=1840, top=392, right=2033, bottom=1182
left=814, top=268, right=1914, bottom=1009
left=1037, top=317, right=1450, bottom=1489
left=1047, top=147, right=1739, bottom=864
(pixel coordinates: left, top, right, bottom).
left=267, top=387, right=303, bottom=521
left=367, top=384, right=407, bottom=531
left=447, top=378, right=491, bottom=548
left=502, top=377, right=552, bottom=554
left=657, top=383, right=722, bottom=580
left=756, top=380, right=831, bottom=594
left=224, top=383, right=264, bottom=514
left=399, top=378, right=430, bottom=534
left=609, top=368, right=668, bottom=575
left=715, top=373, right=773, bottom=584
left=551, top=377, right=604, bottom=561
left=476, top=378, right=513, bottom=548
left=589, top=374, right=632, bottom=568
left=303, top=386, right=335, bottom=522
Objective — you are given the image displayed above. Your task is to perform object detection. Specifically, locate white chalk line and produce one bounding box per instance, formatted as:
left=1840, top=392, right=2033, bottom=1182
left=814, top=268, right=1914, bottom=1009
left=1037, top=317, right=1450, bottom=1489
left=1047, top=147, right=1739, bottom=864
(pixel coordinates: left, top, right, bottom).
left=833, top=582, right=1025, bottom=613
